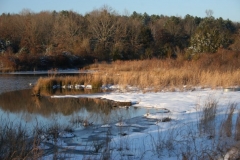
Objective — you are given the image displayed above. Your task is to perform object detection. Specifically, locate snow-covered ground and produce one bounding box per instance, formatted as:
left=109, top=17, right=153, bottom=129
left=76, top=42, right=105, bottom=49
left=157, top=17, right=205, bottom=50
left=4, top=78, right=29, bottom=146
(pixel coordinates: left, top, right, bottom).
left=45, top=87, right=240, bottom=159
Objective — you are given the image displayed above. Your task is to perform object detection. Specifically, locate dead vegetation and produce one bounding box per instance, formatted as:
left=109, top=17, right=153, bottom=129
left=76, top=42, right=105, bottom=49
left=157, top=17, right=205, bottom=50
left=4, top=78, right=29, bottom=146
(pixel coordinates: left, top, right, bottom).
left=34, top=51, right=240, bottom=92
left=0, top=120, right=42, bottom=159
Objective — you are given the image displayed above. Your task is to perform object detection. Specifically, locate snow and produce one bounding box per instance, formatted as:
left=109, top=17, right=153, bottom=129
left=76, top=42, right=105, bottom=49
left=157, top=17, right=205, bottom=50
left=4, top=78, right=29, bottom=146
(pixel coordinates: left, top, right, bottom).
left=101, top=124, right=111, bottom=128
left=45, top=87, right=240, bottom=159
left=115, top=121, right=128, bottom=127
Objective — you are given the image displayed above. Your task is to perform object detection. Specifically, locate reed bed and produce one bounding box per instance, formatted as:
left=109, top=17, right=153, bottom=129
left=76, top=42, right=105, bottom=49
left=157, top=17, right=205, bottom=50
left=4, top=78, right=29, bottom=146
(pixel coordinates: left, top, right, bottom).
left=34, top=52, right=240, bottom=92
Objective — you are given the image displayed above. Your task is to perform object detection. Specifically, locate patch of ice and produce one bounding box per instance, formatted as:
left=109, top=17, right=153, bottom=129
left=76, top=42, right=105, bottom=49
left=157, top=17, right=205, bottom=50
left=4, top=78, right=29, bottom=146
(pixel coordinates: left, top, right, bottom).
left=115, top=122, right=128, bottom=127
left=131, top=124, right=146, bottom=128
left=144, top=113, right=159, bottom=119
left=101, top=124, right=111, bottom=128
left=75, top=84, right=85, bottom=89
left=59, top=131, right=75, bottom=138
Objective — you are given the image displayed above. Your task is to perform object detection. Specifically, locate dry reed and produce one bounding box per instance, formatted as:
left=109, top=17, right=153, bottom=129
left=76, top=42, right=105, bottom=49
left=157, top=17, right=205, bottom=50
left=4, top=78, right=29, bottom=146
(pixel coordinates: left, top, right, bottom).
left=235, top=110, right=240, bottom=141
left=199, top=97, right=218, bottom=136
left=220, top=103, right=237, bottom=137
left=34, top=52, right=240, bottom=91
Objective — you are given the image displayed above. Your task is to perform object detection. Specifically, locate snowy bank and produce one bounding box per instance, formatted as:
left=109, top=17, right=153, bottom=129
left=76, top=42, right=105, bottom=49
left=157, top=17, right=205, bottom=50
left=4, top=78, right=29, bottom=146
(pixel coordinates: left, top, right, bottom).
left=46, top=88, right=240, bottom=159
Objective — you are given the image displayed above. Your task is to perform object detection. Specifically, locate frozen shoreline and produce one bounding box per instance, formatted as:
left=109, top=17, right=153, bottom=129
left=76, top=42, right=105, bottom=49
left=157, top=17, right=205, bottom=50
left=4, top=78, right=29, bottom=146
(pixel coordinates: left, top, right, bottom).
left=52, top=87, right=239, bottom=111
left=46, top=87, right=240, bottom=159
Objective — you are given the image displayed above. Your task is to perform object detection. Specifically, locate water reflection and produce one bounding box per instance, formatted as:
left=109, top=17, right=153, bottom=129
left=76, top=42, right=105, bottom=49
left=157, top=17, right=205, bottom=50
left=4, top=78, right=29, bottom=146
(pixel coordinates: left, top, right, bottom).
left=0, top=89, right=115, bottom=117
left=0, top=89, right=150, bottom=128
left=0, top=73, right=157, bottom=131
left=39, top=87, right=102, bottom=96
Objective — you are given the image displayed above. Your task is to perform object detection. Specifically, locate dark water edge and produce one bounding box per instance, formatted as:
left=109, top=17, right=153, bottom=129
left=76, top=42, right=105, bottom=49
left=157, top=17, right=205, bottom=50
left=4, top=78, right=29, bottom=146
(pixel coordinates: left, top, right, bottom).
left=4, top=69, right=92, bottom=75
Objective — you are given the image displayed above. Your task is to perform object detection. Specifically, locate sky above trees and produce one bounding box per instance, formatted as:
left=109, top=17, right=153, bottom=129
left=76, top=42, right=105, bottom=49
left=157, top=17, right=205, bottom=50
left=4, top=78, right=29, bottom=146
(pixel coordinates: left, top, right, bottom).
left=0, top=0, right=240, bottom=22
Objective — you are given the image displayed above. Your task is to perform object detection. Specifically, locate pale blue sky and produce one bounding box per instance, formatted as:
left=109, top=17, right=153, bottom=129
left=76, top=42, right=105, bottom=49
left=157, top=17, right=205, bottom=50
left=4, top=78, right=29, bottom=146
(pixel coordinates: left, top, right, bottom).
left=0, top=0, right=239, bottom=22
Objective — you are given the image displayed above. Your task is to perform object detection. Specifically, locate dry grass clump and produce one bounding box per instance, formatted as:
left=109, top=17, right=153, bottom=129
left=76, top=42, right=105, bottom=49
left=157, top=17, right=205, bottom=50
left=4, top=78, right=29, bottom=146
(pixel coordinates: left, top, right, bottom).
left=235, top=110, right=240, bottom=141
left=33, top=74, right=103, bottom=93
left=220, top=103, right=237, bottom=137
left=0, top=121, right=42, bottom=159
left=199, top=97, right=218, bottom=136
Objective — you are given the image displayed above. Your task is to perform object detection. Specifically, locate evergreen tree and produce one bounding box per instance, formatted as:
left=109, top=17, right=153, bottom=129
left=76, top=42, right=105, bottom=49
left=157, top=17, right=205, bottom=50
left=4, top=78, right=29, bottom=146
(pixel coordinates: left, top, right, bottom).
left=188, top=17, right=234, bottom=53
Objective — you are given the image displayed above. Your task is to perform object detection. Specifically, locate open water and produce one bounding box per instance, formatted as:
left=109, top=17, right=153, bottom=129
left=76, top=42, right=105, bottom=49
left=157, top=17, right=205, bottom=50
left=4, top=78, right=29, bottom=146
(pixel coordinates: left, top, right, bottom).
left=0, top=71, right=156, bottom=129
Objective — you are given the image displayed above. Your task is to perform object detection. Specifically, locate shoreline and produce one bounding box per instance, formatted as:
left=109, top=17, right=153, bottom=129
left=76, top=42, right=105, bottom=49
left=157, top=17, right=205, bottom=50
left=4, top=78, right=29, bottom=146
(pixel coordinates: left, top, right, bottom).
left=0, top=69, right=94, bottom=75
left=1, top=84, right=240, bottom=159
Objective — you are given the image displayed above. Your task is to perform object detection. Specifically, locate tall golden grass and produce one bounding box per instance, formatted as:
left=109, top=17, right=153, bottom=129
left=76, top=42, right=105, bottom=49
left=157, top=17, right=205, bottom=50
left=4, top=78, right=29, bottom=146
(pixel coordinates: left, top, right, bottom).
left=34, top=50, right=240, bottom=92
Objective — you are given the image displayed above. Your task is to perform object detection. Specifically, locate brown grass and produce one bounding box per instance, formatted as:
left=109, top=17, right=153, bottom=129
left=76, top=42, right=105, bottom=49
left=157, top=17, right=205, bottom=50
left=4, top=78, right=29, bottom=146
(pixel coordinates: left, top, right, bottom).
left=0, top=121, right=42, bottom=159
left=220, top=103, right=237, bottom=137
left=199, top=97, right=218, bottom=136
left=34, top=50, right=240, bottom=92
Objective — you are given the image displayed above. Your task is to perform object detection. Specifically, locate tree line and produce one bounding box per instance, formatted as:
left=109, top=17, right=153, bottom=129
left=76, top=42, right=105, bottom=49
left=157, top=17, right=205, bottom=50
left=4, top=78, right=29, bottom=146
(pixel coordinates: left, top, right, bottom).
left=0, top=7, right=239, bottom=70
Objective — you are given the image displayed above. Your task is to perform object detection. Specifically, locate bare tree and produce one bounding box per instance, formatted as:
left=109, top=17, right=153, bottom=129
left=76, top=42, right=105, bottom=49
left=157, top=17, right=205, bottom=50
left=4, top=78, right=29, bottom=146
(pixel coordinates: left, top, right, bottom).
left=51, top=11, right=82, bottom=54
left=205, top=9, right=214, bottom=18
left=87, top=6, right=118, bottom=58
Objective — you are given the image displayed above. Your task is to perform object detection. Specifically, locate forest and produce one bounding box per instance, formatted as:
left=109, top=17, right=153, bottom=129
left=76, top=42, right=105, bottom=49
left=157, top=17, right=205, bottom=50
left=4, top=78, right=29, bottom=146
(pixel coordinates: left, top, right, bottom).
left=0, top=7, right=239, bottom=71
